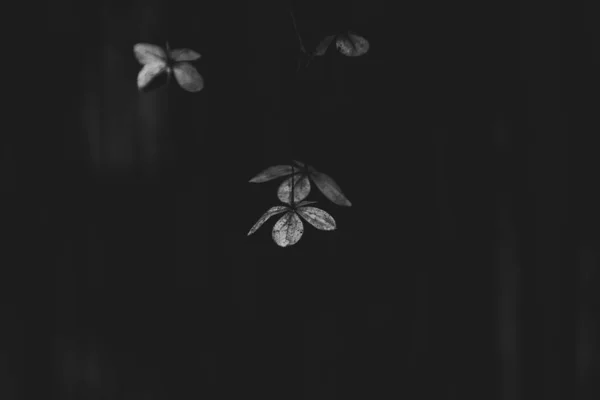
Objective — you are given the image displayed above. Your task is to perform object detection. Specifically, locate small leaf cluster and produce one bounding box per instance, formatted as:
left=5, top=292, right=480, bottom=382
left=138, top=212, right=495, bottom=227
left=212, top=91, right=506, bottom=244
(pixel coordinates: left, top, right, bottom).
left=134, top=42, right=204, bottom=93
left=248, top=161, right=351, bottom=247
left=289, top=9, right=370, bottom=71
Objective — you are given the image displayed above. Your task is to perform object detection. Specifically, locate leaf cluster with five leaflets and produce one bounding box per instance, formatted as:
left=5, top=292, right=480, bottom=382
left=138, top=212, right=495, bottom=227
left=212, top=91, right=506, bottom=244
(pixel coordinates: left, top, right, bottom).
left=248, top=161, right=350, bottom=247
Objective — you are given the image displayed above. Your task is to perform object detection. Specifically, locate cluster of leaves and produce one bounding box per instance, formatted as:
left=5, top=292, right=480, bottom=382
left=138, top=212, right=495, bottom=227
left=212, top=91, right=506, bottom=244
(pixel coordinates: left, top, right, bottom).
left=134, top=8, right=363, bottom=248
left=290, top=9, right=370, bottom=72
left=134, top=42, right=204, bottom=93
left=247, top=161, right=351, bottom=247
left=249, top=161, right=351, bottom=206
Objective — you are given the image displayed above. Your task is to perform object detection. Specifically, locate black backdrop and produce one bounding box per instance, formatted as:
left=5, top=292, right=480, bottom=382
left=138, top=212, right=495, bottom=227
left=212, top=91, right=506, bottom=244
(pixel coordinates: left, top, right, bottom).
left=3, top=0, right=598, bottom=399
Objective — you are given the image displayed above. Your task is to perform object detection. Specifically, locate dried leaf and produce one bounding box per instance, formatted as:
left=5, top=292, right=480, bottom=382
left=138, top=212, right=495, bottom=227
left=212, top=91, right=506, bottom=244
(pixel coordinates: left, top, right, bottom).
left=296, top=206, right=336, bottom=231
left=309, top=169, right=352, bottom=206
left=247, top=206, right=288, bottom=236
left=249, top=165, right=294, bottom=183
left=277, top=174, right=311, bottom=204
left=314, top=35, right=335, bottom=56
left=272, top=212, right=304, bottom=247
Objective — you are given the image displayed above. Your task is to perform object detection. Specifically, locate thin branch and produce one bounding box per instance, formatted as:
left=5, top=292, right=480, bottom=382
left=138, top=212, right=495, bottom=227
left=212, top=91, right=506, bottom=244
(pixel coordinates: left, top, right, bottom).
left=289, top=9, right=306, bottom=53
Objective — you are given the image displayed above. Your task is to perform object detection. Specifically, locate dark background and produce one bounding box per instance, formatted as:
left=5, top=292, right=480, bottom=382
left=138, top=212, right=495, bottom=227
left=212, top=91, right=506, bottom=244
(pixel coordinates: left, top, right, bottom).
left=2, top=0, right=598, bottom=399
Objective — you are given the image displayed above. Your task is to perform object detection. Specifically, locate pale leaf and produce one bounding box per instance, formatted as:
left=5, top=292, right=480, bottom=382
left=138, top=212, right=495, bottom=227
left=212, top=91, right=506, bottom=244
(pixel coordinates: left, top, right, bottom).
left=278, top=174, right=310, bottom=204
left=348, top=33, right=369, bottom=56
left=336, top=38, right=354, bottom=56
left=173, top=62, right=204, bottom=92
left=336, top=33, right=369, bottom=57
left=170, top=48, right=201, bottom=62
left=309, top=169, right=352, bottom=206
left=314, top=35, right=335, bottom=56
left=247, top=206, right=288, bottom=236
left=134, top=43, right=166, bottom=64
left=249, top=165, right=294, bottom=183
left=272, top=212, right=304, bottom=247
left=137, top=62, right=167, bottom=90
left=296, top=206, right=336, bottom=231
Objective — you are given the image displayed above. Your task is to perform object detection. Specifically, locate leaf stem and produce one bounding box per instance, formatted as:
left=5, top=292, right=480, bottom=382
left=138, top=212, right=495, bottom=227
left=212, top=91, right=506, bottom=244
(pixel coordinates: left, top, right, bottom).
left=291, top=163, right=295, bottom=207
left=289, top=9, right=305, bottom=53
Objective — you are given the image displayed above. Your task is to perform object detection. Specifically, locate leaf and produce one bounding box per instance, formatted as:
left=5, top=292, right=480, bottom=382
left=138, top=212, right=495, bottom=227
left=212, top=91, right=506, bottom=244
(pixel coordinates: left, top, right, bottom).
left=314, top=35, right=335, bottom=56
left=134, top=43, right=166, bottom=64
left=272, top=212, right=304, bottom=247
left=278, top=173, right=310, bottom=204
left=137, top=62, right=167, bottom=90
left=173, top=62, right=204, bottom=92
left=247, top=206, right=289, bottom=236
left=134, top=43, right=168, bottom=90
left=296, top=206, right=336, bottom=231
left=348, top=33, right=369, bottom=56
left=335, top=37, right=354, bottom=56
left=170, top=48, right=201, bottom=62
left=309, top=169, right=352, bottom=206
left=249, top=165, right=294, bottom=183
left=336, top=33, right=369, bottom=57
